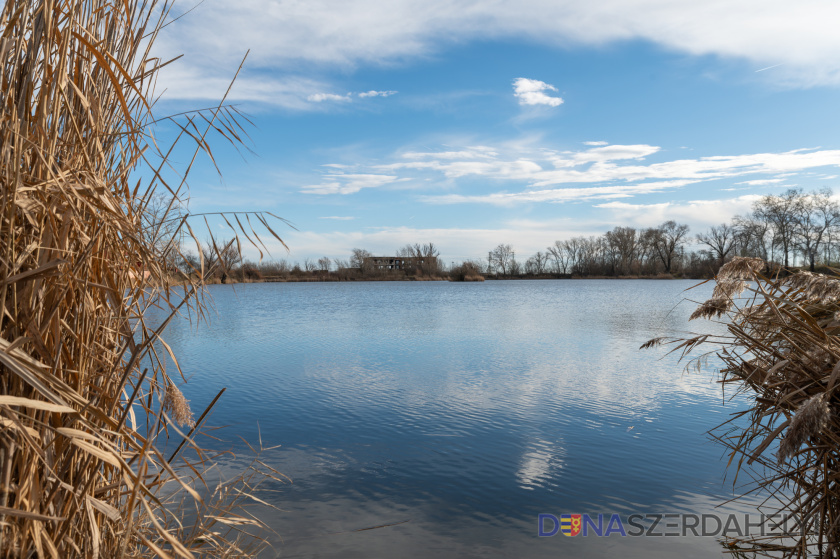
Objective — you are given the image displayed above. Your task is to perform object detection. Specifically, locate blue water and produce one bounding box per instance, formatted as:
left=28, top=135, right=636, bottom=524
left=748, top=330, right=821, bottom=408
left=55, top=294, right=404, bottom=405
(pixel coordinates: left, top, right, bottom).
left=159, top=280, right=755, bottom=558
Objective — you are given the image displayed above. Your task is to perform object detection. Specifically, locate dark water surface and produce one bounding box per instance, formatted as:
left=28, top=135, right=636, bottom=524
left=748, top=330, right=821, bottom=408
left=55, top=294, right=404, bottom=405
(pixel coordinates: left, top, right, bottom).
left=160, top=279, right=755, bottom=558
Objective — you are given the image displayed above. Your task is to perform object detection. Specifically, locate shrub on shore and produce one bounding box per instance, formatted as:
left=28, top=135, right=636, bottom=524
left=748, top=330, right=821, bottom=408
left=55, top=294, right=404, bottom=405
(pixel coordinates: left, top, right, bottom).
left=449, top=261, right=485, bottom=282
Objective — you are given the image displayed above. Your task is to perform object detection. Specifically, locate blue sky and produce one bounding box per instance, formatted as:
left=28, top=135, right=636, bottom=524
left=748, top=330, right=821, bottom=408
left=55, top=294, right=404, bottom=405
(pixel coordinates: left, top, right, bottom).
left=151, top=1, right=840, bottom=263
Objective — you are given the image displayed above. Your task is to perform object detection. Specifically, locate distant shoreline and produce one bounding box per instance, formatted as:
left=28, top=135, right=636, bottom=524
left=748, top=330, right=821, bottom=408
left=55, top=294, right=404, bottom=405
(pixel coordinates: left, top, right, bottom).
left=192, top=272, right=704, bottom=285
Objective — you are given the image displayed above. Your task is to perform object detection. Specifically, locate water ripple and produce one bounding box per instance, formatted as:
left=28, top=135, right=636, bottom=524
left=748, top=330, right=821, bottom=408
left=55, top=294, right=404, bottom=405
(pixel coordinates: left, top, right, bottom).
left=154, top=279, right=749, bottom=558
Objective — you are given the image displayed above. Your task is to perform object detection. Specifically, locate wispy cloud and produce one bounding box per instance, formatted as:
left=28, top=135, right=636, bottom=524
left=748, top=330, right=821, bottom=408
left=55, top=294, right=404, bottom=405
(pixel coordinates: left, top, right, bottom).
left=153, top=68, right=334, bottom=109
left=584, top=141, right=608, bottom=146
left=358, top=90, right=397, bottom=98
left=423, top=181, right=694, bottom=206
left=595, top=196, right=762, bottom=229
left=755, top=63, right=784, bottom=73
left=154, top=61, right=396, bottom=108
left=401, top=146, right=499, bottom=160
left=735, top=178, right=786, bottom=185
left=308, top=89, right=397, bottom=104
left=313, top=142, right=840, bottom=203
left=564, top=144, right=659, bottom=166
left=302, top=174, right=399, bottom=195
left=373, top=143, right=659, bottom=184
left=307, top=92, right=352, bottom=102
left=512, top=78, right=564, bottom=107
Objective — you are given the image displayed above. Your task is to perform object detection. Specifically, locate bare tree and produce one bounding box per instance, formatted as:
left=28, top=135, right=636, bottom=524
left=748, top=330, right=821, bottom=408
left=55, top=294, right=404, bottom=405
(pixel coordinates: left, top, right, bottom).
left=303, top=258, right=317, bottom=272
left=318, top=256, right=332, bottom=272
left=525, top=251, right=549, bottom=275
left=652, top=221, right=690, bottom=274
left=563, top=238, right=583, bottom=275
left=399, top=242, right=441, bottom=275
left=753, top=188, right=802, bottom=267
left=546, top=240, right=569, bottom=274
left=258, top=259, right=290, bottom=277
left=178, top=251, right=200, bottom=275
left=605, top=227, right=638, bottom=275
left=637, top=228, right=659, bottom=274
left=602, top=234, right=620, bottom=275
left=350, top=248, right=373, bottom=270
left=696, top=223, right=737, bottom=267
left=578, top=236, right=602, bottom=276
left=201, top=238, right=241, bottom=283
left=733, top=216, right=773, bottom=261
left=793, top=188, right=840, bottom=271
left=488, top=244, right=515, bottom=275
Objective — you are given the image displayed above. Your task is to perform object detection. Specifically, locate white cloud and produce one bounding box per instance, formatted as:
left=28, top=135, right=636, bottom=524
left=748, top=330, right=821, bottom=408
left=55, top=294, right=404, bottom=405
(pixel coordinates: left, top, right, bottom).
left=320, top=142, right=840, bottom=204
left=595, top=196, right=762, bottom=229
left=278, top=223, right=605, bottom=263
left=755, top=63, right=784, bottom=73
left=151, top=0, right=840, bottom=106
left=423, top=180, right=695, bottom=206
left=153, top=64, right=393, bottom=108
left=735, top=178, right=785, bottom=185
left=358, top=90, right=397, bottom=98
left=584, top=141, right=608, bottom=146
left=402, top=146, right=499, bottom=160
left=153, top=67, right=334, bottom=109
left=240, top=203, right=778, bottom=262
left=512, top=78, right=564, bottom=107
left=566, top=144, right=660, bottom=165
left=307, top=92, right=352, bottom=102
left=302, top=173, right=399, bottom=195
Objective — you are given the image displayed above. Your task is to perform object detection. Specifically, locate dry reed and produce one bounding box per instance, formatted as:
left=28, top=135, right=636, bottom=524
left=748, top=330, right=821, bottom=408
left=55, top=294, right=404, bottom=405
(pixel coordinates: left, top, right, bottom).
left=0, top=0, right=285, bottom=556
left=645, top=256, right=840, bottom=557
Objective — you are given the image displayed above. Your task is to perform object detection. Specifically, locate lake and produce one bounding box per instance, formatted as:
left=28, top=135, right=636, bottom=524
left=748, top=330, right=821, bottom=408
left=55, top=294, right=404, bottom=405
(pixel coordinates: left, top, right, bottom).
left=160, top=279, right=757, bottom=558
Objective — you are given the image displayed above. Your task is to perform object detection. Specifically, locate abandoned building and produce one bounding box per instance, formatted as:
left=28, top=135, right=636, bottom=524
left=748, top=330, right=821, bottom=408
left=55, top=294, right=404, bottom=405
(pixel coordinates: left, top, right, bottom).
left=363, top=256, right=435, bottom=271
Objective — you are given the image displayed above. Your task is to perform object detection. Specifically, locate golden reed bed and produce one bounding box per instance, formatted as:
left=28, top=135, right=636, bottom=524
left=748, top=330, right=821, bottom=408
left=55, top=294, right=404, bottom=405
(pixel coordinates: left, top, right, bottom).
left=647, top=257, right=840, bottom=557
left=0, top=0, right=285, bottom=556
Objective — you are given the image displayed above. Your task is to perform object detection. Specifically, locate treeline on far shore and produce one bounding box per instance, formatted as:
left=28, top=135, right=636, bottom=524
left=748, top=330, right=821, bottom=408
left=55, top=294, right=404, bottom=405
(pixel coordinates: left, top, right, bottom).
left=167, top=187, right=840, bottom=283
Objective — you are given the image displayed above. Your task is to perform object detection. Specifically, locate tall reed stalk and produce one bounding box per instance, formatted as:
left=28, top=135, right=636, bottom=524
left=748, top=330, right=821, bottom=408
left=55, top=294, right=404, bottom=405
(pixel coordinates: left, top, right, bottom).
left=0, top=0, right=284, bottom=556
left=646, top=257, right=840, bottom=557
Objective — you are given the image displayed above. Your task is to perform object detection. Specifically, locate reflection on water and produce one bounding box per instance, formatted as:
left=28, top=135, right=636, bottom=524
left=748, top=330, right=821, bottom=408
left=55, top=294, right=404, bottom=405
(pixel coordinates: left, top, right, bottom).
left=517, top=439, right=565, bottom=490
left=158, top=280, right=757, bottom=558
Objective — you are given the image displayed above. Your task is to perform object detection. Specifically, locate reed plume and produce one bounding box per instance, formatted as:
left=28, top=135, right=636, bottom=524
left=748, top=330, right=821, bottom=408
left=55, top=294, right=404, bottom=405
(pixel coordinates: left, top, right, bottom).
left=778, top=394, right=830, bottom=464
left=0, top=0, right=284, bottom=556
left=163, top=384, right=195, bottom=429
left=689, top=297, right=731, bottom=320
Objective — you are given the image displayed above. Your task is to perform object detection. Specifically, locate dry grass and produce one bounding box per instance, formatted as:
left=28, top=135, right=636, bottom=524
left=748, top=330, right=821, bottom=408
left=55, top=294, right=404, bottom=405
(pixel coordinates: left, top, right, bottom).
left=0, top=0, right=286, bottom=556
left=645, top=256, right=840, bottom=557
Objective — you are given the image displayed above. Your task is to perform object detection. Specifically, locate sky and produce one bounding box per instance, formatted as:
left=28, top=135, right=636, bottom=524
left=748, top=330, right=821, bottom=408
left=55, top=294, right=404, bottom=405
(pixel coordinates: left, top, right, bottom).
left=149, top=0, right=840, bottom=264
